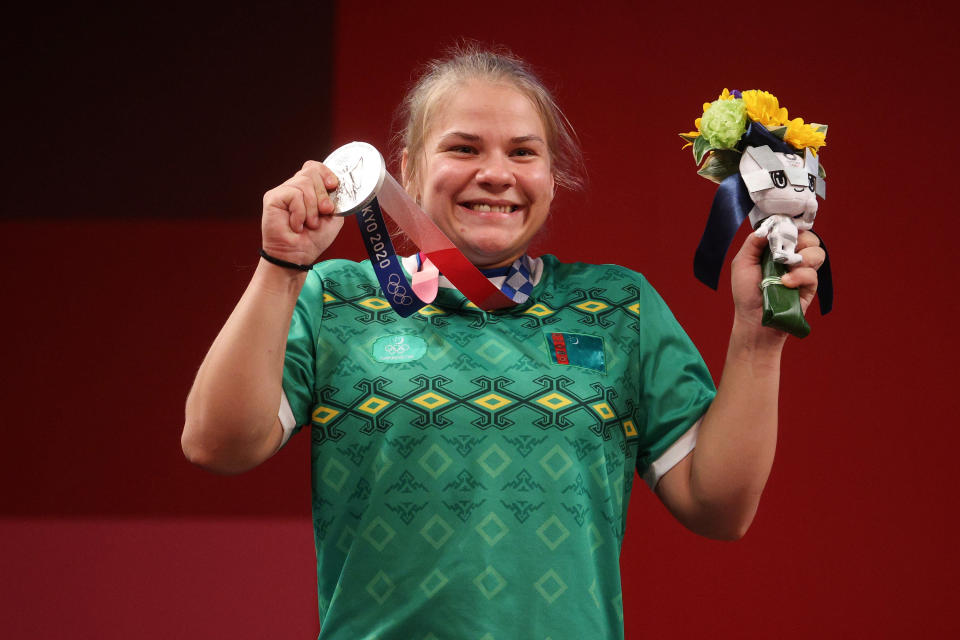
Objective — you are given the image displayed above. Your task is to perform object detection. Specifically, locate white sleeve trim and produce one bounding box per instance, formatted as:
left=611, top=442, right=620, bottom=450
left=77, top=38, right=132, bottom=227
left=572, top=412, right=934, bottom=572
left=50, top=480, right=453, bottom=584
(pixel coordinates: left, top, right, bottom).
left=278, top=391, right=297, bottom=446
left=642, top=418, right=701, bottom=490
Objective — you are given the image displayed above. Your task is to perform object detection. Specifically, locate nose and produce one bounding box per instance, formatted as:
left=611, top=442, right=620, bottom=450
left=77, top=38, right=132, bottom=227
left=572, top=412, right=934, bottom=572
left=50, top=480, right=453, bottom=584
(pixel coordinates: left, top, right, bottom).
left=475, top=154, right=516, bottom=190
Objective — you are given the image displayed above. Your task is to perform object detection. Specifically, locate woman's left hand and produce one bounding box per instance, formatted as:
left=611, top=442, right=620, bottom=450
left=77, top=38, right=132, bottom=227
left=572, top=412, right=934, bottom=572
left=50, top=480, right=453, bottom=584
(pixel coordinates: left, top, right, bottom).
left=729, top=230, right=826, bottom=335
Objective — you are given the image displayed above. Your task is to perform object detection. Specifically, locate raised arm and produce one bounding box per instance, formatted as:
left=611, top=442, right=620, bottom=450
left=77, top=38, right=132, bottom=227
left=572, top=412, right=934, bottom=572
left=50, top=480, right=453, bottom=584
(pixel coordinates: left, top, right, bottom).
left=182, top=161, right=343, bottom=474
left=655, top=230, right=825, bottom=539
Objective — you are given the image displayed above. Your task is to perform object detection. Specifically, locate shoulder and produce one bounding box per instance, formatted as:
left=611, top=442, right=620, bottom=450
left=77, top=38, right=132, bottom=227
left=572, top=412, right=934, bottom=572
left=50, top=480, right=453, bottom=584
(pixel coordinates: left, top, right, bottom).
left=540, top=254, right=653, bottom=289
left=538, top=256, right=680, bottom=329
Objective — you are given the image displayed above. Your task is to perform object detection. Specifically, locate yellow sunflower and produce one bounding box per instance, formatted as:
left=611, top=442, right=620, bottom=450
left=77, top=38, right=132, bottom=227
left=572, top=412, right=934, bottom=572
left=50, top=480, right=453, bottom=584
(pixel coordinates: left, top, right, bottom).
left=741, top=90, right=789, bottom=127
left=783, top=117, right=827, bottom=153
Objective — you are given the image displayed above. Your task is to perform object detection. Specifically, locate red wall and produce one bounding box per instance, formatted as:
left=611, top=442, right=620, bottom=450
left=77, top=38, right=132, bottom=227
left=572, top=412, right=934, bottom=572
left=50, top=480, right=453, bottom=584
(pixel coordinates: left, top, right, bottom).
left=3, top=1, right=958, bottom=637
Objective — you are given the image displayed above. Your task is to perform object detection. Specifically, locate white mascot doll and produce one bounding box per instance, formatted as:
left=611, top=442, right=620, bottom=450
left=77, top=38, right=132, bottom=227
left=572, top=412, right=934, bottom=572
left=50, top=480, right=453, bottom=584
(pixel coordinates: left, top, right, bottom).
left=739, top=145, right=824, bottom=265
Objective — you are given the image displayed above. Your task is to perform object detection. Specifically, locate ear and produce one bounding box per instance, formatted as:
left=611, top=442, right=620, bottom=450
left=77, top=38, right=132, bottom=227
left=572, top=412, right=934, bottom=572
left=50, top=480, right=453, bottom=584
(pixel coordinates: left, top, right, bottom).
left=401, top=148, right=419, bottom=201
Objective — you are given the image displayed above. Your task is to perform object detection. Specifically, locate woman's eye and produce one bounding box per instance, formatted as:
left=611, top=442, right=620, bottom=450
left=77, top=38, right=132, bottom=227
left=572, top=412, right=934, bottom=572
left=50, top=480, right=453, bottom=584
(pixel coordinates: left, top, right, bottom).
left=449, top=145, right=476, bottom=154
left=511, top=148, right=535, bottom=157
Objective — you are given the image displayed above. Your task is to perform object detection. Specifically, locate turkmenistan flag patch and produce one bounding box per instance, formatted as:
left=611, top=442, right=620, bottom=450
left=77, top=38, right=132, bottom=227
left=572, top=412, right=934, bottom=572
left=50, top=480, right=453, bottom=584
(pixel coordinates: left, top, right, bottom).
left=545, top=332, right=606, bottom=373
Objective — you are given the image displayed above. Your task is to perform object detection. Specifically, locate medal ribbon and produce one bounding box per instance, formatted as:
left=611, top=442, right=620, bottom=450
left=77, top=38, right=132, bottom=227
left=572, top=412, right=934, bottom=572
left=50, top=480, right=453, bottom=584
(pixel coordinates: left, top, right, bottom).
left=355, top=172, right=528, bottom=317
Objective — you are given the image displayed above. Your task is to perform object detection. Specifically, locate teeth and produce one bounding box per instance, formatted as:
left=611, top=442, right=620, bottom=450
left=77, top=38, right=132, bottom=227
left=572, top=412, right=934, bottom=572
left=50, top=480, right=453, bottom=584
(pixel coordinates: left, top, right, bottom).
left=467, top=203, right=515, bottom=213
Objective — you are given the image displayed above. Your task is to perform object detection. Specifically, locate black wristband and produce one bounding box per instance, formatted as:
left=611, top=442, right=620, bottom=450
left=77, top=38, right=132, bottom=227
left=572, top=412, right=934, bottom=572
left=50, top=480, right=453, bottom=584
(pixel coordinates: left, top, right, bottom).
left=258, top=249, right=313, bottom=272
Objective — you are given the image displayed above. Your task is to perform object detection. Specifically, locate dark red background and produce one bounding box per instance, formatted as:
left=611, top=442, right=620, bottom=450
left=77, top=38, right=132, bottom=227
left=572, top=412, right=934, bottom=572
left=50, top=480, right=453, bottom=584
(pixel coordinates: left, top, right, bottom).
left=3, top=1, right=957, bottom=637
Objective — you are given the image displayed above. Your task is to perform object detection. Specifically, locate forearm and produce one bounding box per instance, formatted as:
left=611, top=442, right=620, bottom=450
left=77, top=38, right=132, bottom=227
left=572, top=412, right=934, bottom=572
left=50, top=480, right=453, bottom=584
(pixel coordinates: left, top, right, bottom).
left=691, top=321, right=785, bottom=531
left=182, top=259, right=307, bottom=473
left=658, top=318, right=786, bottom=539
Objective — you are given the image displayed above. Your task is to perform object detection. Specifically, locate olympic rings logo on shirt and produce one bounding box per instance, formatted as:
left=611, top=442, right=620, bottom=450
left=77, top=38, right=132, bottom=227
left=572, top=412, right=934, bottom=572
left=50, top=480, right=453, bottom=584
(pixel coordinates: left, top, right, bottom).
left=384, top=341, right=410, bottom=355
left=386, top=273, right=413, bottom=306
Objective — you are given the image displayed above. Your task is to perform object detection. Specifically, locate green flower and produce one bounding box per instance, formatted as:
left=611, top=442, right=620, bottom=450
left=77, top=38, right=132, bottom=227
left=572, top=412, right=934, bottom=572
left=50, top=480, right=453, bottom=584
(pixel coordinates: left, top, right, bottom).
left=699, top=99, right=747, bottom=150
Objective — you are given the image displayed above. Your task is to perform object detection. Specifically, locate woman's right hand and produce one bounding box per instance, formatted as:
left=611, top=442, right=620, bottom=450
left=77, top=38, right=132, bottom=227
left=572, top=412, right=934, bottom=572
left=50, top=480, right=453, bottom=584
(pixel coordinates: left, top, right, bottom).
left=261, top=160, right=345, bottom=265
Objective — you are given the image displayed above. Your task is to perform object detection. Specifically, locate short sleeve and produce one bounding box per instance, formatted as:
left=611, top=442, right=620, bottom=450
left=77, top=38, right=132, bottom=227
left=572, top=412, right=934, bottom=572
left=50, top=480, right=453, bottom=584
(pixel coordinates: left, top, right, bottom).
left=633, top=278, right=716, bottom=486
left=280, top=269, right=324, bottom=442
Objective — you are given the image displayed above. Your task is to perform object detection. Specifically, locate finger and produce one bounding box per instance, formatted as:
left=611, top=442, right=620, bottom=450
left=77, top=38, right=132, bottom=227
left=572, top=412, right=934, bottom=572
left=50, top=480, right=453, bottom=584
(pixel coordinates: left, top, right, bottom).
left=300, top=160, right=340, bottom=190
left=291, top=166, right=326, bottom=227
left=796, top=229, right=821, bottom=251
left=733, top=231, right=769, bottom=265
left=265, top=185, right=307, bottom=232
left=300, top=160, right=340, bottom=216
left=797, top=245, right=826, bottom=271
left=284, top=175, right=320, bottom=228
left=780, top=266, right=818, bottom=290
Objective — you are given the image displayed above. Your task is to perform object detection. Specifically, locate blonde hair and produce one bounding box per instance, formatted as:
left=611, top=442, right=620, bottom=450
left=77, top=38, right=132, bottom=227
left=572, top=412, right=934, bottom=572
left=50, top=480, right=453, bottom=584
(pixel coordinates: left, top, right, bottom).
left=395, top=43, right=586, bottom=196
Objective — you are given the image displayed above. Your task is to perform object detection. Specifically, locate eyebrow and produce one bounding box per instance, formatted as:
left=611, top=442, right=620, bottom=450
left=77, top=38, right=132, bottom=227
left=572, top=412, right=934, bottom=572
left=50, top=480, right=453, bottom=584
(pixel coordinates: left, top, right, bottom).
left=509, top=135, right=546, bottom=145
left=439, top=131, right=480, bottom=142
left=437, top=132, right=546, bottom=145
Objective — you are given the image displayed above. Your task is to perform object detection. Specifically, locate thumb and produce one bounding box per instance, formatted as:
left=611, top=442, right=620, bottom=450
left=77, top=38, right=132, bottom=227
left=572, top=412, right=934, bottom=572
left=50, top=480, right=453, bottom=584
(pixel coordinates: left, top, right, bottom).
left=736, top=231, right=769, bottom=265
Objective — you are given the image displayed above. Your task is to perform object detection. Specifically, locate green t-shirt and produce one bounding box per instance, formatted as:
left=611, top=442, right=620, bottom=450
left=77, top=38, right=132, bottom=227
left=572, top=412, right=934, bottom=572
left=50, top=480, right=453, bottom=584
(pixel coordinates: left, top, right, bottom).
left=282, top=255, right=716, bottom=640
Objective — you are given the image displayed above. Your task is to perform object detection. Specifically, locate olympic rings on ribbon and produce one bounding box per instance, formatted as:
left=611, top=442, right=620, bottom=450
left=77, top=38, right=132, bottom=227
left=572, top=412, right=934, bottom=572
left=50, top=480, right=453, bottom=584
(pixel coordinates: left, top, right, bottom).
left=355, top=197, right=424, bottom=317
left=386, top=274, right=413, bottom=306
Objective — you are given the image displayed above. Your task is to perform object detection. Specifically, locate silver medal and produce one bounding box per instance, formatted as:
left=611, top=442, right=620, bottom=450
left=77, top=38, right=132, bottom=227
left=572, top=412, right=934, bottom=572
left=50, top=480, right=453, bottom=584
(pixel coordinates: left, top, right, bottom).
left=322, top=141, right=386, bottom=216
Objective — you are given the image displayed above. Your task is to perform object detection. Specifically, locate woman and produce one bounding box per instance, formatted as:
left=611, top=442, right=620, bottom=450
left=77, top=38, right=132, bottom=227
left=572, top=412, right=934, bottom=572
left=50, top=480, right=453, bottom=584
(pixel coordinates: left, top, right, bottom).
left=182, top=46, right=824, bottom=639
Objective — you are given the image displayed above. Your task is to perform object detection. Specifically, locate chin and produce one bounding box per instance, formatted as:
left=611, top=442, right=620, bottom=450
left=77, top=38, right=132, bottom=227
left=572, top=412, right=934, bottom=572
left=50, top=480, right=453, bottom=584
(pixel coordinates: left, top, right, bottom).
left=462, top=241, right=521, bottom=268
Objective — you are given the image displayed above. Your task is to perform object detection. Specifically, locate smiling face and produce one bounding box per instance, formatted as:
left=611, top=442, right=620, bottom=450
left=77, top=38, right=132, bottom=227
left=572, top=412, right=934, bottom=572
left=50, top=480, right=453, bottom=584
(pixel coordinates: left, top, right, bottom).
left=403, top=79, right=555, bottom=269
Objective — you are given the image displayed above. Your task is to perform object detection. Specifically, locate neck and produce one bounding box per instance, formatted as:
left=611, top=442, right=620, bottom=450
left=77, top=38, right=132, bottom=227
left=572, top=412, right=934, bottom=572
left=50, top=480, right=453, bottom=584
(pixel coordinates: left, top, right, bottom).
left=472, top=254, right=526, bottom=270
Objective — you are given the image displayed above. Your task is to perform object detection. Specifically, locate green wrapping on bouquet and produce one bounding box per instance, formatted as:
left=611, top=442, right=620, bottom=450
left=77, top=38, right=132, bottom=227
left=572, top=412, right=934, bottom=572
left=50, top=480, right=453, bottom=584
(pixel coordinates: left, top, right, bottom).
left=760, top=248, right=810, bottom=338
